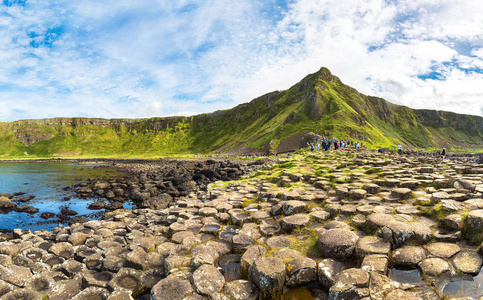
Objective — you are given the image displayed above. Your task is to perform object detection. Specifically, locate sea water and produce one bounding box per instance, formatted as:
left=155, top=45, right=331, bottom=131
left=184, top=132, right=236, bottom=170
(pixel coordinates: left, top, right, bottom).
left=0, top=162, right=127, bottom=231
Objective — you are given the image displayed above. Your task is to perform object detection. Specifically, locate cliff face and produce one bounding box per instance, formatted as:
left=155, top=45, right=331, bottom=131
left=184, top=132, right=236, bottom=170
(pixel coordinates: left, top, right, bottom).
left=1, top=67, right=482, bottom=157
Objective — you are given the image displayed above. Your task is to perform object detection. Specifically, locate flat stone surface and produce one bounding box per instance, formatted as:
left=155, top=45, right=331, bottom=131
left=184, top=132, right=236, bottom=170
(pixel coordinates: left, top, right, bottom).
left=355, top=236, right=391, bottom=258
left=392, top=246, right=426, bottom=267
left=317, top=229, right=359, bottom=259
left=427, top=242, right=461, bottom=258
left=452, top=250, right=482, bottom=275
left=192, top=264, right=225, bottom=296
left=224, top=279, right=259, bottom=300
left=281, top=214, right=310, bottom=233
left=361, top=254, right=388, bottom=275
left=419, top=258, right=451, bottom=277
left=151, top=276, right=193, bottom=300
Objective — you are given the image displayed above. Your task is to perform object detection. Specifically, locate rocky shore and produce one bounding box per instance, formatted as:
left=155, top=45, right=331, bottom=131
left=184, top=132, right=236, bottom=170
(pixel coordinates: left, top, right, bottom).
left=0, top=149, right=483, bottom=299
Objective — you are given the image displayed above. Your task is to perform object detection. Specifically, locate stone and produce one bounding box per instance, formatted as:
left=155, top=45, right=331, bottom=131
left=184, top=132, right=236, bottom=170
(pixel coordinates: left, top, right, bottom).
left=68, top=232, right=89, bottom=246
left=427, top=242, right=460, bottom=258
left=151, top=276, right=193, bottom=300
left=272, top=248, right=303, bottom=260
left=350, top=189, right=367, bottom=199
left=392, top=246, right=426, bottom=267
left=329, top=268, right=370, bottom=300
left=48, top=279, right=81, bottom=300
left=266, top=236, right=291, bottom=249
left=390, top=188, right=412, bottom=199
left=285, top=257, right=317, bottom=286
left=108, top=268, right=142, bottom=292
left=317, top=258, right=347, bottom=288
left=466, top=209, right=483, bottom=232
left=366, top=213, right=395, bottom=229
left=282, top=200, right=307, bottom=215
left=317, top=229, right=359, bottom=259
left=71, top=286, right=109, bottom=300
left=355, top=236, right=391, bottom=259
left=385, top=289, right=419, bottom=300
left=224, top=279, right=259, bottom=300
left=281, top=214, right=310, bottom=233
left=232, top=233, right=254, bottom=252
left=192, top=264, right=225, bottom=295
left=362, top=183, right=381, bottom=194
left=61, top=260, right=87, bottom=277
left=0, top=264, right=31, bottom=287
left=241, top=245, right=266, bottom=276
left=419, top=258, right=451, bottom=277
left=81, top=270, right=114, bottom=289
left=24, top=273, right=55, bottom=296
left=452, top=250, right=482, bottom=275
left=381, top=221, right=414, bottom=247
left=361, top=254, right=388, bottom=275
left=249, top=257, right=286, bottom=299
left=48, top=242, right=74, bottom=259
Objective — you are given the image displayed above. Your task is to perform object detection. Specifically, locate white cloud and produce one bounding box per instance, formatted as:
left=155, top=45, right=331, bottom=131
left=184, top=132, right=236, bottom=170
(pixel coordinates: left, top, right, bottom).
left=0, top=0, right=483, bottom=122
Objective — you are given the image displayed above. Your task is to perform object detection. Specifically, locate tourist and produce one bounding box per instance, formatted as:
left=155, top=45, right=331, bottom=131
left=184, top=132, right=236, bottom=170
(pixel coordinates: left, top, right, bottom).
left=397, top=144, right=402, bottom=155
left=442, top=147, right=446, bottom=159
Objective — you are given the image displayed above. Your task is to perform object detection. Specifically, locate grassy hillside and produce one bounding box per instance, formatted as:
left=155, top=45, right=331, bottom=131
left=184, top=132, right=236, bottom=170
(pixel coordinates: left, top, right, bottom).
left=1, top=67, right=482, bottom=157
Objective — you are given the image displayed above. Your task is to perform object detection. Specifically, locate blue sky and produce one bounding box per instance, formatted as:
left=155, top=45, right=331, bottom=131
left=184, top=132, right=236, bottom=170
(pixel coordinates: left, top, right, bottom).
left=1, top=0, right=483, bottom=121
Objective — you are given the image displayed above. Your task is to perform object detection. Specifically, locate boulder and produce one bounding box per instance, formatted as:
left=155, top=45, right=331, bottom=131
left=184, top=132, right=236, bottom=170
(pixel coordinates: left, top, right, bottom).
left=192, top=265, right=225, bottom=296
left=249, top=257, right=286, bottom=299
left=317, top=229, right=359, bottom=259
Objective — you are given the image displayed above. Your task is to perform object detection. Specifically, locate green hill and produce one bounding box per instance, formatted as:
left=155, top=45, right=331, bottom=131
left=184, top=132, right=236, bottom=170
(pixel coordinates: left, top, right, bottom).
left=1, top=67, right=482, bottom=157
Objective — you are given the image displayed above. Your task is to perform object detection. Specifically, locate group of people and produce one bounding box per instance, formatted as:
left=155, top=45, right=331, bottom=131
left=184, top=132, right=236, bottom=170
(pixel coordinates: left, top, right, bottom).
left=396, top=145, right=447, bottom=159
left=308, top=135, right=365, bottom=151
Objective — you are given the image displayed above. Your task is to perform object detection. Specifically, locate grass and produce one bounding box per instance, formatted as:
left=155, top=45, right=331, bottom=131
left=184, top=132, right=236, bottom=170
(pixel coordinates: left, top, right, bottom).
left=1, top=67, right=483, bottom=158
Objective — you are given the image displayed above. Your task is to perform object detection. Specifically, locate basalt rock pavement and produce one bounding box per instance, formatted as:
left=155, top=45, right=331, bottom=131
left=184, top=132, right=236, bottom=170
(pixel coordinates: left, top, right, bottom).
left=0, top=149, right=483, bottom=299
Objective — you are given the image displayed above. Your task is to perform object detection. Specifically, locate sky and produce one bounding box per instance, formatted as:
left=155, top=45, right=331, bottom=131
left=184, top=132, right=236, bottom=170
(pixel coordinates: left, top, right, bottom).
left=1, top=0, right=483, bottom=122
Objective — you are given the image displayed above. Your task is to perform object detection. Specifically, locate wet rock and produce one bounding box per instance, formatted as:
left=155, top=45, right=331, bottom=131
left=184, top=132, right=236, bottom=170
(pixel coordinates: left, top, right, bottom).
left=249, top=257, right=286, bottom=299
left=285, top=257, right=317, bottom=286
left=224, top=279, right=259, bottom=300
left=0, top=196, right=16, bottom=211
left=40, top=212, right=56, bottom=219
left=151, top=276, right=193, bottom=300
left=15, top=205, right=39, bottom=214
left=192, top=264, right=225, bottom=296
left=317, top=229, right=359, bottom=259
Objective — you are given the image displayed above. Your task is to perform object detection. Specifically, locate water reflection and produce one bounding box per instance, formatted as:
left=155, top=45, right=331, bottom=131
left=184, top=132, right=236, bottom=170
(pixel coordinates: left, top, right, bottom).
left=0, top=162, right=125, bottom=231
left=388, top=268, right=423, bottom=284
